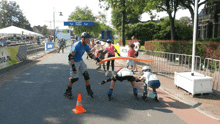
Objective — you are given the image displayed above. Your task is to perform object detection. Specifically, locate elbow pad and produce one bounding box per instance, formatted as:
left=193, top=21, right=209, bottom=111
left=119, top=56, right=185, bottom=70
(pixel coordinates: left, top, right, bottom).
left=68, top=54, right=74, bottom=60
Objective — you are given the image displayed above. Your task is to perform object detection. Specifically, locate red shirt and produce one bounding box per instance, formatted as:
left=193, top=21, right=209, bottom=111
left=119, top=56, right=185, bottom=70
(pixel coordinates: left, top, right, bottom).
left=128, top=49, right=135, bottom=57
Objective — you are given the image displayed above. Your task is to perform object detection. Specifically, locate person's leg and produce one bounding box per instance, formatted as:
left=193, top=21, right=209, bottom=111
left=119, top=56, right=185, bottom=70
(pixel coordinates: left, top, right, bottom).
left=105, top=60, right=110, bottom=76
left=134, top=52, right=139, bottom=71
left=111, top=60, right=114, bottom=71
left=103, top=63, right=106, bottom=71
left=107, top=60, right=110, bottom=70
left=153, top=88, right=159, bottom=102
left=142, top=83, right=148, bottom=101
left=62, top=46, right=64, bottom=53
left=126, top=60, right=130, bottom=68
left=81, top=61, right=94, bottom=97
left=133, top=61, right=137, bottom=71
left=111, top=60, right=115, bottom=76
left=131, top=81, right=138, bottom=97
left=64, top=61, right=80, bottom=98
left=57, top=47, right=61, bottom=53
left=130, top=76, right=138, bottom=100
left=108, top=80, right=116, bottom=101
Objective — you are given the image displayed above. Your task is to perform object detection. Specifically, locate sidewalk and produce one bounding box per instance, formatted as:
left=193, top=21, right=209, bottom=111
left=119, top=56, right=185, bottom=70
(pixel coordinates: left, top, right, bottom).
left=114, top=51, right=220, bottom=121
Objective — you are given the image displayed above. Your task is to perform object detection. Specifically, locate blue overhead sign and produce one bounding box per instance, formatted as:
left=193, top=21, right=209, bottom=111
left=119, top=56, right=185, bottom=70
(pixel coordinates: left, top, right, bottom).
left=64, top=21, right=94, bottom=26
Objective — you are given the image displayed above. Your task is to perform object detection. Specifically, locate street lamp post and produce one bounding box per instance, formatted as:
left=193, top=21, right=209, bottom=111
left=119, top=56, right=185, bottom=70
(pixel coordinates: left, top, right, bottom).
left=53, top=7, right=63, bottom=42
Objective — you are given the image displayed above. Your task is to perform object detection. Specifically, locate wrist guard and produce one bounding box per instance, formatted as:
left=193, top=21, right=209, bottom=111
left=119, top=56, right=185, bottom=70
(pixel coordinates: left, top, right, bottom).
left=136, top=78, right=141, bottom=82
left=72, top=64, right=76, bottom=71
left=88, top=53, right=94, bottom=59
left=96, top=57, right=101, bottom=62
left=100, top=81, right=106, bottom=85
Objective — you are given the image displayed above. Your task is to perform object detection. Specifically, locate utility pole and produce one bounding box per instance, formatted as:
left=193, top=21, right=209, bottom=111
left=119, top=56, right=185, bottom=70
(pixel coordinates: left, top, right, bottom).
left=53, top=7, right=55, bottom=42
left=122, top=0, right=125, bottom=46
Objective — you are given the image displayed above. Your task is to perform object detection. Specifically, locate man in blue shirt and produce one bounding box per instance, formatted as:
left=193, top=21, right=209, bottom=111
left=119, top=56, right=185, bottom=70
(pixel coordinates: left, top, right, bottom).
left=64, top=32, right=101, bottom=99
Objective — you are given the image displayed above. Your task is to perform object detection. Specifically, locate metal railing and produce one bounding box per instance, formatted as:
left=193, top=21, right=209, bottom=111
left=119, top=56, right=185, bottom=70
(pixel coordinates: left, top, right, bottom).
left=143, top=50, right=220, bottom=94
left=145, top=50, right=202, bottom=77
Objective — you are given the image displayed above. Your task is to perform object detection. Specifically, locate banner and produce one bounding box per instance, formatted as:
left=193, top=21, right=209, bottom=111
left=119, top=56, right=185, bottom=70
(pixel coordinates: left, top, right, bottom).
left=120, top=46, right=129, bottom=57
left=64, top=21, right=94, bottom=26
left=0, top=45, right=27, bottom=69
left=45, top=43, right=54, bottom=51
left=113, top=45, right=120, bottom=57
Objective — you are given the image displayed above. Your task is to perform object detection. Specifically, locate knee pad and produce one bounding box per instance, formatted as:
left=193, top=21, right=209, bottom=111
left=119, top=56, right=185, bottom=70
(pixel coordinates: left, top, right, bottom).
left=111, top=76, right=117, bottom=82
left=106, top=77, right=112, bottom=82
left=71, top=78, right=79, bottom=84
left=83, top=71, right=90, bottom=80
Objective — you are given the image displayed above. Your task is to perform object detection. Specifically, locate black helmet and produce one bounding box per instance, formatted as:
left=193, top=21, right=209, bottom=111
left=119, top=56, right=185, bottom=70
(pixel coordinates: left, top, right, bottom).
left=107, top=39, right=111, bottom=43
left=81, top=32, right=91, bottom=38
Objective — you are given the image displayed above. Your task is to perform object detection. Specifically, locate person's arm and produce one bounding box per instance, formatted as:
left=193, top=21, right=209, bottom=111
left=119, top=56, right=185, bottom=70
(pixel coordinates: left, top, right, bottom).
left=136, top=76, right=145, bottom=82
left=114, top=48, right=120, bottom=56
left=68, top=51, right=77, bottom=73
left=137, top=42, right=140, bottom=51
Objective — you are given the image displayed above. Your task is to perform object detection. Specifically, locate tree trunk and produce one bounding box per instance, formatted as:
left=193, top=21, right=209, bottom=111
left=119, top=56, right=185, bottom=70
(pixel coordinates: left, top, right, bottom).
left=122, top=0, right=126, bottom=46
left=168, top=13, right=175, bottom=40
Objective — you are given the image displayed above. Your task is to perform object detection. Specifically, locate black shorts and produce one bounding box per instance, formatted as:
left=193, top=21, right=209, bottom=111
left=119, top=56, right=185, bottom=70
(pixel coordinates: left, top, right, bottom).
left=135, top=51, right=139, bottom=57
left=108, top=54, right=115, bottom=58
left=116, top=74, right=136, bottom=82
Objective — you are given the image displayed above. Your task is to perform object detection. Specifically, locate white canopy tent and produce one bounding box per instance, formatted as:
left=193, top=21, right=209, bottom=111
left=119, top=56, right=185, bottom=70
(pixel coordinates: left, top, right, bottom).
left=0, top=26, right=44, bottom=37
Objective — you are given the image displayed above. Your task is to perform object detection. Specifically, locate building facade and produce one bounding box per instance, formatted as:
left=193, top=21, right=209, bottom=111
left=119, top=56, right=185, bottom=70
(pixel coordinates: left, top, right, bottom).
left=198, top=1, right=220, bottom=40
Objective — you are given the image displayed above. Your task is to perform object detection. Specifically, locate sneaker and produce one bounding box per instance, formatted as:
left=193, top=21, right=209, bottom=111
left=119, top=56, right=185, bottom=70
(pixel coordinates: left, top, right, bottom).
left=111, top=71, right=115, bottom=76
left=105, top=71, right=109, bottom=76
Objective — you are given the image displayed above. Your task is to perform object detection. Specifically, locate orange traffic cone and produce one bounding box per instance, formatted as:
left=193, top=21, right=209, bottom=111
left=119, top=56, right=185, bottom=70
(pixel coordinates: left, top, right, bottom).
left=72, top=94, right=87, bottom=114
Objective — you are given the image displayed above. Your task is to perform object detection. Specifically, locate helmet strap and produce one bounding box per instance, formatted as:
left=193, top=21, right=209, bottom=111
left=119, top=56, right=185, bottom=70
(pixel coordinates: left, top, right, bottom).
left=82, top=38, right=86, bottom=46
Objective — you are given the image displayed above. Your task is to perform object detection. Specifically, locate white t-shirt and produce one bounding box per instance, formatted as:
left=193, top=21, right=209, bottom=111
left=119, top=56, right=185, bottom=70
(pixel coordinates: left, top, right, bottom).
left=141, top=72, right=159, bottom=85
left=117, top=68, right=133, bottom=77
left=133, top=42, right=140, bottom=51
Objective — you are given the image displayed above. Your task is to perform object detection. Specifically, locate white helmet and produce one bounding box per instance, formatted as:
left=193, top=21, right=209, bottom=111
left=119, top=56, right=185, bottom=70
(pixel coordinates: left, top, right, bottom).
left=142, top=66, right=151, bottom=72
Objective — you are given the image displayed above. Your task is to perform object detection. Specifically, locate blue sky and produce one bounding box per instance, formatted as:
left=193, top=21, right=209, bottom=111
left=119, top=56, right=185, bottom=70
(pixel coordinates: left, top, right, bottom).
left=12, top=0, right=205, bottom=29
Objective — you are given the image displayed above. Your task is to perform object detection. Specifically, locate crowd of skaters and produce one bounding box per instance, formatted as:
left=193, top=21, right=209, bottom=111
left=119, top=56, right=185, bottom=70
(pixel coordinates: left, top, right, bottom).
left=70, top=35, right=141, bottom=77
left=65, top=32, right=161, bottom=102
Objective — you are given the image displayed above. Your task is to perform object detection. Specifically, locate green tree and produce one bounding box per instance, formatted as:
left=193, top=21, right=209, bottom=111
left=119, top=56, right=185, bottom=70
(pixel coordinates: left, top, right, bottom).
left=144, top=0, right=182, bottom=40
left=0, top=0, right=32, bottom=30
left=111, top=6, right=141, bottom=33
left=68, top=6, right=100, bottom=37
left=179, top=16, right=192, bottom=24
left=41, top=25, right=50, bottom=36
left=99, top=0, right=146, bottom=45
left=96, top=11, right=107, bottom=24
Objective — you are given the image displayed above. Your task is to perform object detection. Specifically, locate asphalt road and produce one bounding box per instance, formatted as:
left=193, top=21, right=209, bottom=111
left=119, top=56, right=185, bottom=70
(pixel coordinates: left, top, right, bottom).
left=0, top=44, right=187, bottom=124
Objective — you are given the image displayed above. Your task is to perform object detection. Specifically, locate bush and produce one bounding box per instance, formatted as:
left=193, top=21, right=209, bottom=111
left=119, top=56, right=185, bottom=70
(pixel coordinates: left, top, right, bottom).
left=202, top=38, right=220, bottom=43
